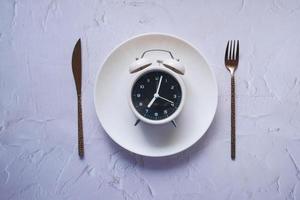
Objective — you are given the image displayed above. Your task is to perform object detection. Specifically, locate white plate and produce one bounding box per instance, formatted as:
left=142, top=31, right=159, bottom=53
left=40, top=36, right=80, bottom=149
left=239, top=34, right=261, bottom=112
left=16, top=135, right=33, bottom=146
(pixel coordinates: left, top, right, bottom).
left=94, top=33, right=218, bottom=157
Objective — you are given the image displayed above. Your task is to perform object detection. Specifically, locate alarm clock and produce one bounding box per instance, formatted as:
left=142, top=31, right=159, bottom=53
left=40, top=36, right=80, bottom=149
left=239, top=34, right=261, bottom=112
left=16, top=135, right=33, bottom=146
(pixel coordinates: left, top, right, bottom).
left=129, top=49, right=186, bottom=127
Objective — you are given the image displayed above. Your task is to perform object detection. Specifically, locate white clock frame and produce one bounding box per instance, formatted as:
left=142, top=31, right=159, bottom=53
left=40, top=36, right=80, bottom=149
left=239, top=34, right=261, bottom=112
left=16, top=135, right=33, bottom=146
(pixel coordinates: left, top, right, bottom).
left=129, top=65, right=186, bottom=125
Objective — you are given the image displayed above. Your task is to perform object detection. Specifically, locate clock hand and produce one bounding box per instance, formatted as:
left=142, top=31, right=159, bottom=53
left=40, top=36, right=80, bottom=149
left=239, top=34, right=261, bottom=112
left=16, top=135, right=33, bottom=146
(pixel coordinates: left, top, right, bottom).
left=157, top=95, right=174, bottom=105
left=148, top=76, right=163, bottom=108
left=155, top=76, right=163, bottom=94
left=148, top=76, right=164, bottom=108
left=147, top=95, right=156, bottom=108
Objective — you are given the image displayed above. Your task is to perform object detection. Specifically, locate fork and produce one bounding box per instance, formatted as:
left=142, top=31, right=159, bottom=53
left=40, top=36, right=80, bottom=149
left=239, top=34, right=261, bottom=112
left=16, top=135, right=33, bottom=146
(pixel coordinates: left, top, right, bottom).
left=225, top=40, right=239, bottom=160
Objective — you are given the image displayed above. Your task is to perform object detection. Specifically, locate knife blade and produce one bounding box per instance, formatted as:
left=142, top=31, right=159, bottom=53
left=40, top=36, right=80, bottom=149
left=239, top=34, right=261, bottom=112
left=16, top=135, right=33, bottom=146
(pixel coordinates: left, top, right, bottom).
left=72, top=38, right=84, bottom=158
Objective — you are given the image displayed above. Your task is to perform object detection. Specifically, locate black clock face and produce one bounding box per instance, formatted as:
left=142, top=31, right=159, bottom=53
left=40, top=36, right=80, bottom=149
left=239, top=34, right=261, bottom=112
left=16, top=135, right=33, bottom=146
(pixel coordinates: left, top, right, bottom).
left=131, top=70, right=182, bottom=120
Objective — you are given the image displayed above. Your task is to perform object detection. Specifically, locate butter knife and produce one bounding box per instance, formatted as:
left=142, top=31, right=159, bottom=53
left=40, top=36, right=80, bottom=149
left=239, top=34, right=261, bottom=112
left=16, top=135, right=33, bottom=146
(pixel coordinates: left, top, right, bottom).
left=72, top=39, right=84, bottom=158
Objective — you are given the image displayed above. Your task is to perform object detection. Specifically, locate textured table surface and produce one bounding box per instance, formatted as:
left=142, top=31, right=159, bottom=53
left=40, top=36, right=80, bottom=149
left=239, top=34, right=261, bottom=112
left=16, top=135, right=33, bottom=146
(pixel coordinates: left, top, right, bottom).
left=1, top=0, right=300, bottom=199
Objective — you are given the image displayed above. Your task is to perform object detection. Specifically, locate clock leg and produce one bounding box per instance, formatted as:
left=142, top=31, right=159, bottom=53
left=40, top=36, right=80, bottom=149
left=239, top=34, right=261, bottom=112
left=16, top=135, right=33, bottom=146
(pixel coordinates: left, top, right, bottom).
left=134, top=119, right=141, bottom=126
left=171, top=120, right=177, bottom=127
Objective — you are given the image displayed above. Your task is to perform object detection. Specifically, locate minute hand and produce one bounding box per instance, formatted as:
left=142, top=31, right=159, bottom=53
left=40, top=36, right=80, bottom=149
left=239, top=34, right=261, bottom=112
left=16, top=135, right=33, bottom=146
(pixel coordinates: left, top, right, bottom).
left=156, top=76, right=163, bottom=94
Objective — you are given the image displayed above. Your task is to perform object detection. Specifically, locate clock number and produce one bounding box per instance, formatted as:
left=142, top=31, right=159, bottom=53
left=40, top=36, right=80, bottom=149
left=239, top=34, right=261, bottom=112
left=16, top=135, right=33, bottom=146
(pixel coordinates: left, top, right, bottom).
left=154, top=112, right=158, bottom=117
left=137, top=93, right=141, bottom=98
left=170, top=85, right=174, bottom=90
left=155, top=76, right=159, bottom=81
left=173, top=94, right=177, bottom=99
left=164, top=110, right=168, bottom=114
left=140, top=85, right=144, bottom=89
left=147, top=78, right=150, bottom=83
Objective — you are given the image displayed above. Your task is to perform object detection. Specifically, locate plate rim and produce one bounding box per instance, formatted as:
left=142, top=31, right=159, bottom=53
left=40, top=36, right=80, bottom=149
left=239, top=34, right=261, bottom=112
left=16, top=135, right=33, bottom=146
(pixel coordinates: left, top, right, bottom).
left=94, top=32, right=218, bottom=157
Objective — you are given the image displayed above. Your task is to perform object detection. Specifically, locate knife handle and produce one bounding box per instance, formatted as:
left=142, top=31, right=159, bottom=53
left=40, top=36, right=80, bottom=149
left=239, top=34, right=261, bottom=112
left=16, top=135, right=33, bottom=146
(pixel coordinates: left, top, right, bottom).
left=231, top=75, right=236, bottom=160
left=77, top=94, right=84, bottom=158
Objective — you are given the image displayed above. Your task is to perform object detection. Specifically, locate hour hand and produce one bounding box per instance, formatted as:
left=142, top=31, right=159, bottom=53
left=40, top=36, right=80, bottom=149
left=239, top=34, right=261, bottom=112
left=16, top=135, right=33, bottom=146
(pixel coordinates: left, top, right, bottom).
left=147, top=96, right=156, bottom=108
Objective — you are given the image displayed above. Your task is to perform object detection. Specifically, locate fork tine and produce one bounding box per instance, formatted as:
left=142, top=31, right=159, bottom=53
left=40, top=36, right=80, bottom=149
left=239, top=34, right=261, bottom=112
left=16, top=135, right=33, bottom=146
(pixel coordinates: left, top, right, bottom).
left=233, top=40, right=236, bottom=60
left=230, top=40, right=234, bottom=60
left=236, top=40, right=239, bottom=62
left=228, top=40, right=232, bottom=60
left=225, top=40, right=229, bottom=62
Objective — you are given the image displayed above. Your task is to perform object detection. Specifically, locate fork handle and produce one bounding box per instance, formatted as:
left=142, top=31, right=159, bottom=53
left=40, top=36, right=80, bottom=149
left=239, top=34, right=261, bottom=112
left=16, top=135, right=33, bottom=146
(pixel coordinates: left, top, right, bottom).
left=77, top=94, right=84, bottom=158
left=231, top=75, right=236, bottom=160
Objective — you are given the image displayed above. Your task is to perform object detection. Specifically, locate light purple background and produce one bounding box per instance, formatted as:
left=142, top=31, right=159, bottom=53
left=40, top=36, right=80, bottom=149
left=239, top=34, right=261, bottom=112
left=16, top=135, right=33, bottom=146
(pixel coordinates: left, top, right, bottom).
left=1, top=0, right=300, bottom=199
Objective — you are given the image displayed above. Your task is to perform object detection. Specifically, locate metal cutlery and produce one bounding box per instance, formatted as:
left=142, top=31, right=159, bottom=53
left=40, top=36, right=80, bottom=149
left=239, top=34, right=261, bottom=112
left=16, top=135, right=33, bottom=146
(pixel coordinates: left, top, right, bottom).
left=224, top=40, right=239, bottom=160
left=72, top=38, right=84, bottom=158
